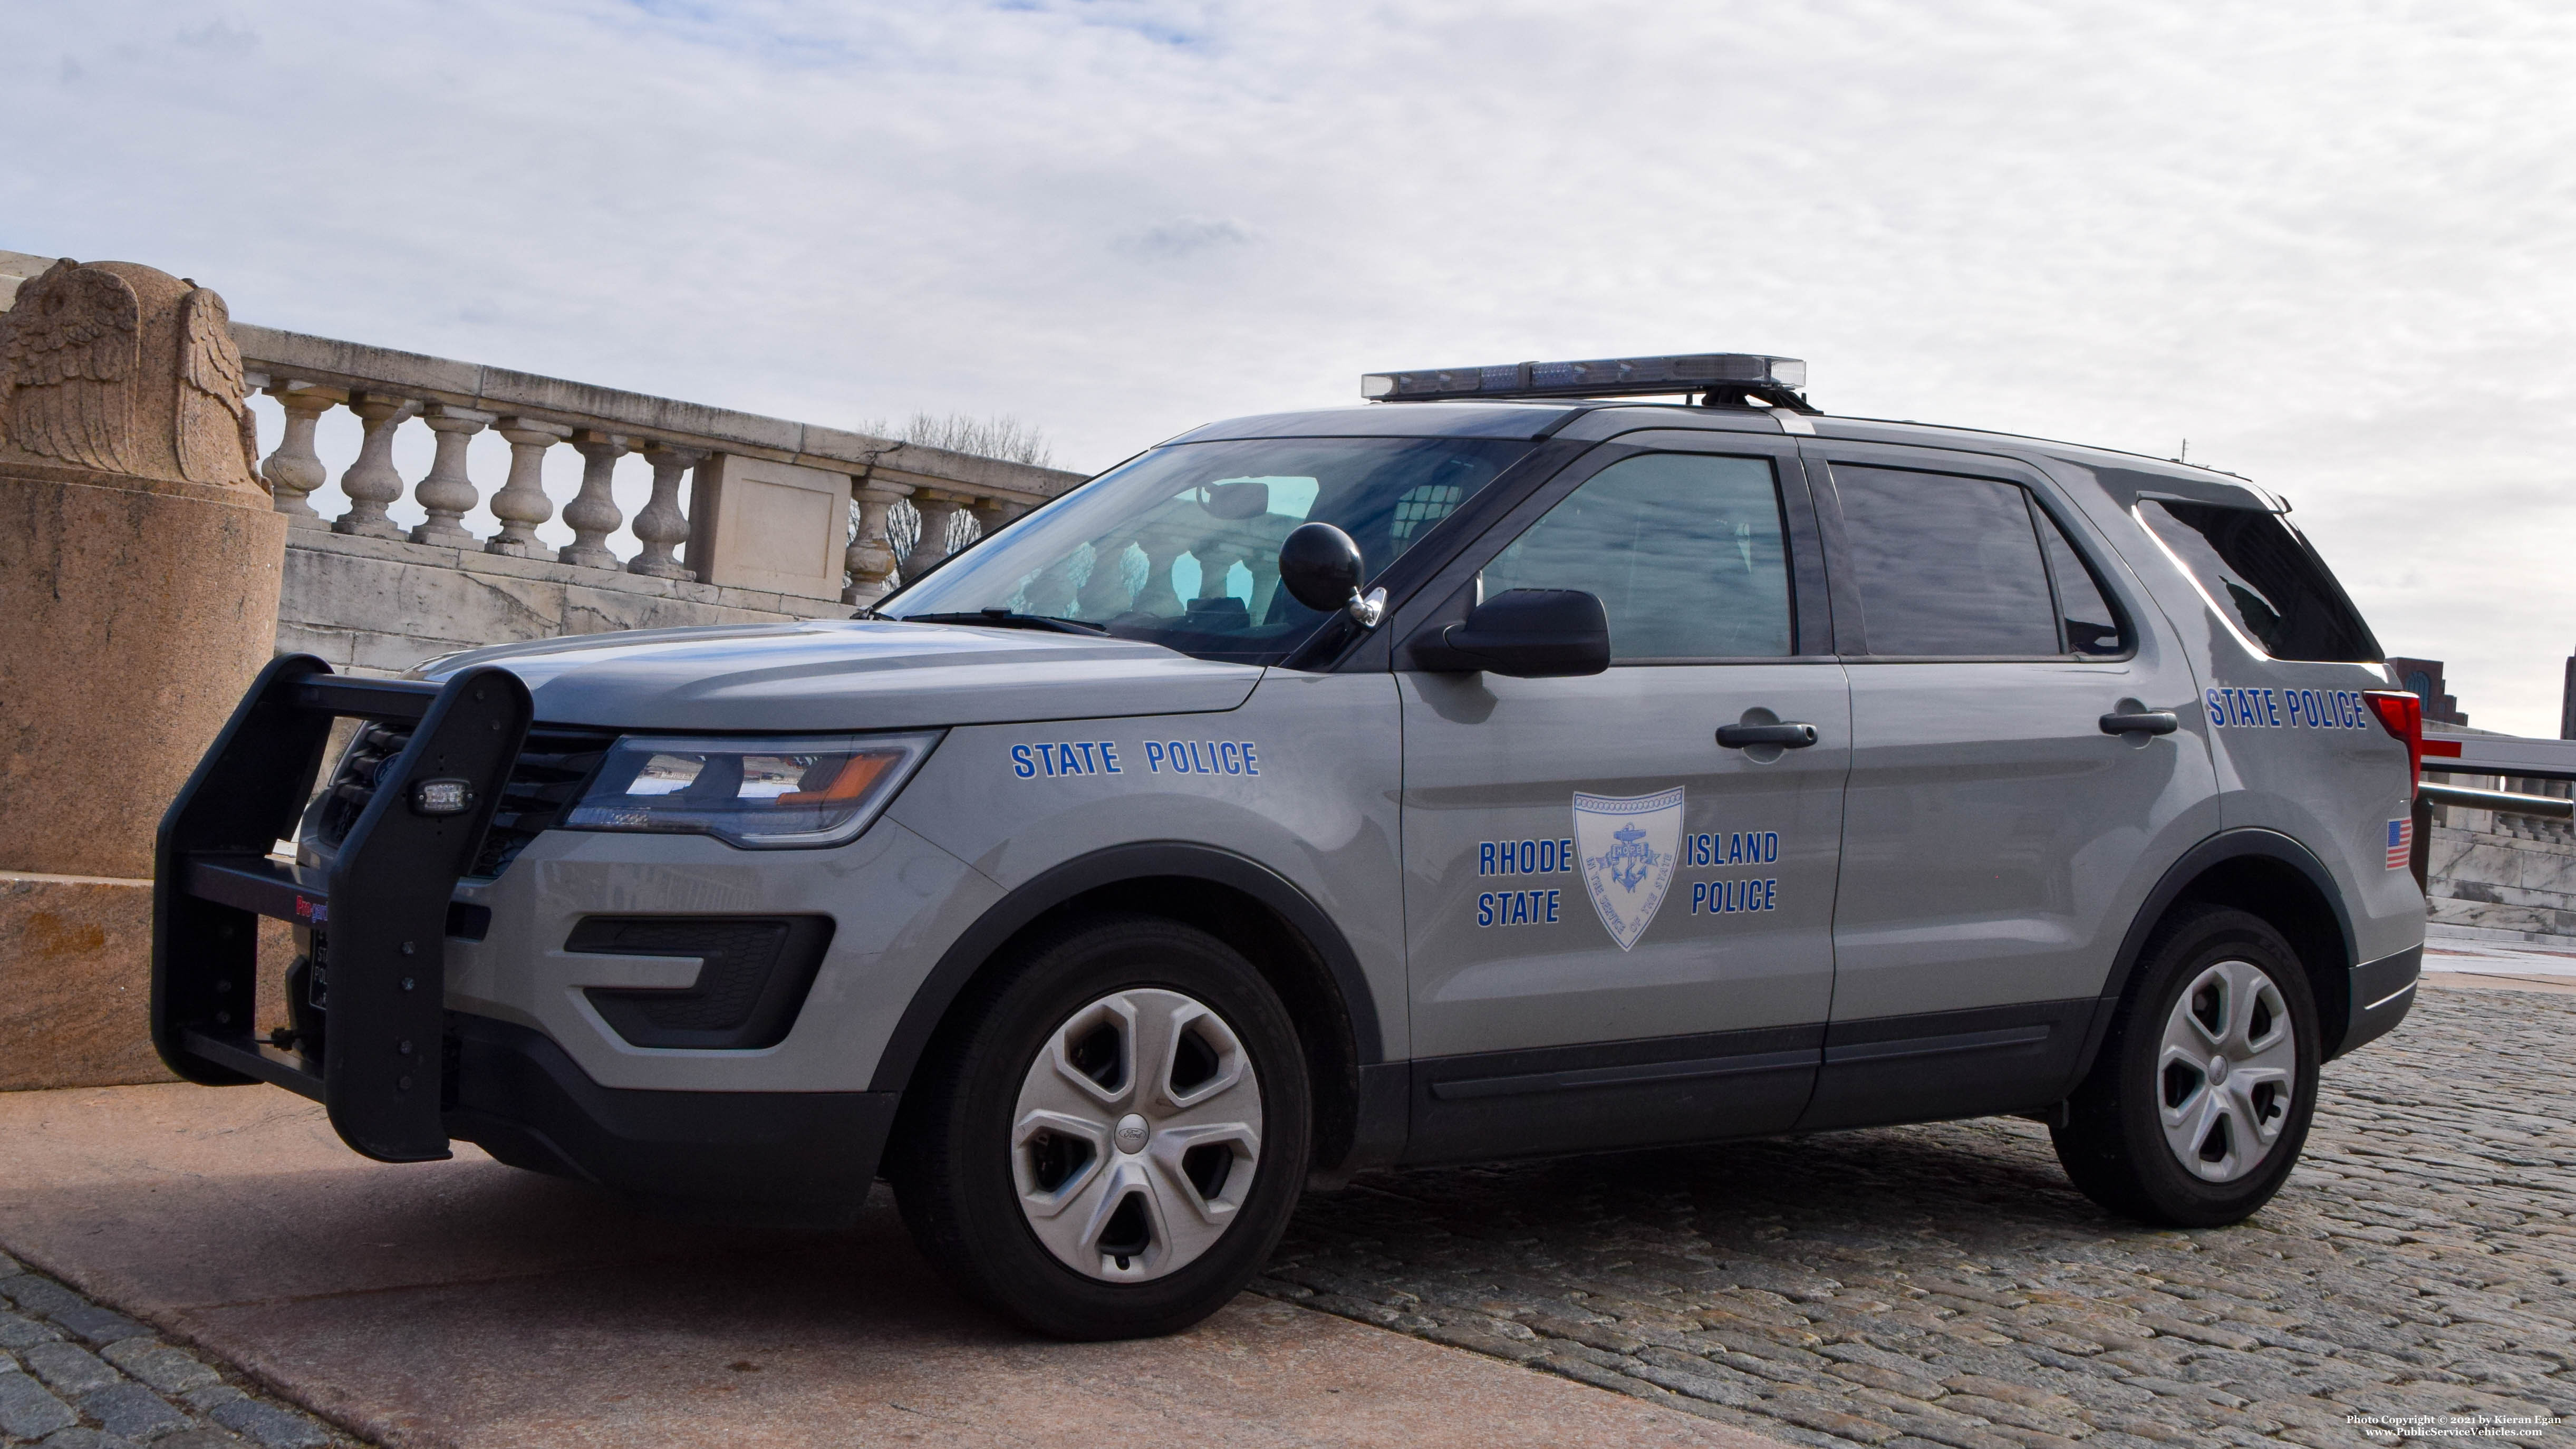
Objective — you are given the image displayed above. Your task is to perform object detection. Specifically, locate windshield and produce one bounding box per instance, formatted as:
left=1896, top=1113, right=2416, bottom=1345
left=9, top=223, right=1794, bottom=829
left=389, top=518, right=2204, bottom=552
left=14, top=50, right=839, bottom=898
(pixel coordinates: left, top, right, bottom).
left=885, top=436, right=1534, bottom=663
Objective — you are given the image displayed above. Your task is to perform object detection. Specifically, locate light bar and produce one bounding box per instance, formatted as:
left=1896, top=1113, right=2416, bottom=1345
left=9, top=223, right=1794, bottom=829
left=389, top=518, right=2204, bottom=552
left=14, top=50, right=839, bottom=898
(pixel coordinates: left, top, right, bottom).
left=1362, top=353, right=1809, bottom=405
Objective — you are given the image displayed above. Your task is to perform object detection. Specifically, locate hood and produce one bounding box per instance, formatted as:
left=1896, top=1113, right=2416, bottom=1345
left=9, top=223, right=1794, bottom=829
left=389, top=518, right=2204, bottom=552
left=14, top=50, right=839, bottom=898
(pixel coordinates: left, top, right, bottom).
left=414, top=620, right=1263, bottom=732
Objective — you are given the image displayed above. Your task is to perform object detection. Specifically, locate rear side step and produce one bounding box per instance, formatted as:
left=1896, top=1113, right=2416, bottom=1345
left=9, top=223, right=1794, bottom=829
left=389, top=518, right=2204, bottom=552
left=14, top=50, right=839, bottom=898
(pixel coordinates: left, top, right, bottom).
left=152, top=654, right=533, bottom=1163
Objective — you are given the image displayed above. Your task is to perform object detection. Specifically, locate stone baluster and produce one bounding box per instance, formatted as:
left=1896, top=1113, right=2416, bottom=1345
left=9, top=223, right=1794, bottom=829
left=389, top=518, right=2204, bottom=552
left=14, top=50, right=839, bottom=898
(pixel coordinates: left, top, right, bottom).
left=1194, top=544, right=1245, bottom=601
left=844, top=480, right=914, bottom=606
left=410, top=404, right=494, bottom=547
left=902, top=489, right=972, bottom=579
left=259, top=382, right=347, bottom=527
left=486, top=417, right=573, bottom=556
left=1021, top=553, right=1086, bottom=618
left=558, top=429, right=629, bottom=569
left=1247, top=555, right=1284, bottom=623
left=332, top=392, right=421, bottom=540
left=1077, top=534, right=1147, bottom=616
left=1130, top=529, right=1188, bottom=616
left=971, top=496, right=1025, bottom=544
left=630, top=442, right=702, bottom=579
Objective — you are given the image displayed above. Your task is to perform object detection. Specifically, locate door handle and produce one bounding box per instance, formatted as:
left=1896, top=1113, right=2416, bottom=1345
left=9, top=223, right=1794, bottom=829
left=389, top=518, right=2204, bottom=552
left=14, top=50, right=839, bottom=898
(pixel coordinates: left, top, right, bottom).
left=2099, top=711, right=2179, bottom=736
left=1716, top=722, right=1819, bottom=749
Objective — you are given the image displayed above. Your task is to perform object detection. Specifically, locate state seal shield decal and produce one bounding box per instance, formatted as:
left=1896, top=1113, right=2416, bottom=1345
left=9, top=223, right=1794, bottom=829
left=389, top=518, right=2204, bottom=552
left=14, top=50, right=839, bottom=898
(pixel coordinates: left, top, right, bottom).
left=1573, top=787, right=1683, bottom=951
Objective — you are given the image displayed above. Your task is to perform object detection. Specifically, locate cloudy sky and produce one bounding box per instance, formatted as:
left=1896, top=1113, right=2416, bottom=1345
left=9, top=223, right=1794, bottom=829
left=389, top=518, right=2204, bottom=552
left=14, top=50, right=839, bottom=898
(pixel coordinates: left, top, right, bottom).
left=8, top=2, right=2574, bottom=730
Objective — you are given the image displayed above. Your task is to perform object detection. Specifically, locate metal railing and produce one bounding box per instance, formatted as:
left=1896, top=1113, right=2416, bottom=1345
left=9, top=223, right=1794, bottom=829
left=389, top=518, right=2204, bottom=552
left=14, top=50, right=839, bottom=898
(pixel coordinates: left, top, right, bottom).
left=2423, top=730, right=2576, bottom=823
left=2420, top=780, right=2575, bottom=820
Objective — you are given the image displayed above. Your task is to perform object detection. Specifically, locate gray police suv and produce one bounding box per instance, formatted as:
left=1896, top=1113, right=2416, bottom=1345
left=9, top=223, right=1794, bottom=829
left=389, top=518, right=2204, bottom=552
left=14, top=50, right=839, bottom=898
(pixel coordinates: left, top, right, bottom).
left=155, top=353, right=2426, bottom=1340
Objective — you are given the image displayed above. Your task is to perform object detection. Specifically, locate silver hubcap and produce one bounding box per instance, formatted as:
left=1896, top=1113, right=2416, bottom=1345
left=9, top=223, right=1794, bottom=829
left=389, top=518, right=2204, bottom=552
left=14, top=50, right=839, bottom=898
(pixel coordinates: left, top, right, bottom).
left=1010, top=988, right=1263, bottom=1281
left=2158, top=959, right=2297, bottom=1182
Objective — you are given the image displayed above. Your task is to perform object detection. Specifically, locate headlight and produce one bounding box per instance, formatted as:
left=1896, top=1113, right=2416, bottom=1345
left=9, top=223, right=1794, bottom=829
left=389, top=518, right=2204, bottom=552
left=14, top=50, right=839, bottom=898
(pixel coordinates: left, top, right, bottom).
left=563, top=732, right=941, bottom=849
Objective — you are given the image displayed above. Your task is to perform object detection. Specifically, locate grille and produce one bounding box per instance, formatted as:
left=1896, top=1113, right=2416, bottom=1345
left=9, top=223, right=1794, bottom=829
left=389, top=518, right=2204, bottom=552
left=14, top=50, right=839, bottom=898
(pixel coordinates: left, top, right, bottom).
left=312, top=721, right=619, bottom=878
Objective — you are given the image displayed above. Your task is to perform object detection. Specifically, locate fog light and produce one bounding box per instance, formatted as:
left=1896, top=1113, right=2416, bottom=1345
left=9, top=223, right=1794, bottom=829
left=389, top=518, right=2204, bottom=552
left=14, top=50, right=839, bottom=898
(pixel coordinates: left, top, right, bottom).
left=412, top=778, right=473, bottom=816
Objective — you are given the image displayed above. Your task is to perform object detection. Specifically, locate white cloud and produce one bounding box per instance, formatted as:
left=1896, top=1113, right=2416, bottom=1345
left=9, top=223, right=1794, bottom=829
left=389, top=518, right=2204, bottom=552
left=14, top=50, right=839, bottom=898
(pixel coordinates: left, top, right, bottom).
left=7, top=0, right=2575, bottom=727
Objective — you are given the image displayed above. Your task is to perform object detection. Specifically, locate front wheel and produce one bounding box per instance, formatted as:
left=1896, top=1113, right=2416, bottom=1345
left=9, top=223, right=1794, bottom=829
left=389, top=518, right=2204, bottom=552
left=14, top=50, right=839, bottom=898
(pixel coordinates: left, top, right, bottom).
left=2052, top=904, right=2320, bottom=1226
left=890, top=914, right=1310, bottom=1339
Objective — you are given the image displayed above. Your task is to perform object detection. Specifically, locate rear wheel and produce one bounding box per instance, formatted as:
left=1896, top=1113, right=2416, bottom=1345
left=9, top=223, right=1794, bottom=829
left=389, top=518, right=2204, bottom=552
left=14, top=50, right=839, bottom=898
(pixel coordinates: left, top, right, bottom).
left=891, top=914, right=1309, bottom=1339
left=2052, top=904, right=2319, bottom=1226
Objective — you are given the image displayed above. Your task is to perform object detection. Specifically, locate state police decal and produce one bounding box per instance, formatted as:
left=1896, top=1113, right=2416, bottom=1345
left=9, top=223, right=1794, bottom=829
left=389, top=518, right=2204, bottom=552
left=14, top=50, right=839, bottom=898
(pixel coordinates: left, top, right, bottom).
left=1573, top=788, right=1683, bottom=951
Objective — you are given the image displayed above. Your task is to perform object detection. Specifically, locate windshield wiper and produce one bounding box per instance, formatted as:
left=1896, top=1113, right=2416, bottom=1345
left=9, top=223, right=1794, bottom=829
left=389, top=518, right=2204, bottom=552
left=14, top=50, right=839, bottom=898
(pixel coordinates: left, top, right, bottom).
left=893, top=610, right=1110, bottom=636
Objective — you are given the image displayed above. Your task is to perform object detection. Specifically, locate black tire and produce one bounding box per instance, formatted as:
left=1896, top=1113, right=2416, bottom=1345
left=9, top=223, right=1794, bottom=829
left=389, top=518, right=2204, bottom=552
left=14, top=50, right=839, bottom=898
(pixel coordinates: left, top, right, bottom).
left=2053, top=903, right=2320, bottom=1226
left=889, top=912, right=1310, bottom=1340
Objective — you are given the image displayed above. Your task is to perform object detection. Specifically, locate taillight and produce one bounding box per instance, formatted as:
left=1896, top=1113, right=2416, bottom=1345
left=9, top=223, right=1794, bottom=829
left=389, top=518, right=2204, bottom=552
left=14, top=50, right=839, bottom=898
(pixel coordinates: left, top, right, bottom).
left=2363, top=689, right=2424, bottom=787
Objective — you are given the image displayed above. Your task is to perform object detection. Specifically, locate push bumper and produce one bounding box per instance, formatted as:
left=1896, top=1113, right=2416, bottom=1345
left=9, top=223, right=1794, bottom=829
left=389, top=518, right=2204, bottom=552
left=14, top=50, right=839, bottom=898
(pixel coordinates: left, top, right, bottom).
left=155, top=655, right=894, bottom=1219
left=154, top=655, right=533, bottom=1163
left=2334, top=944, right=2420, bottom=1058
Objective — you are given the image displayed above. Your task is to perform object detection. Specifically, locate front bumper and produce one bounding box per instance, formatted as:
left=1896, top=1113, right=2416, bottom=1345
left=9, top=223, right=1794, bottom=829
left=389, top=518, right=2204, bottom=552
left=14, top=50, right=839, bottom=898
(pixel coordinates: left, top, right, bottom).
left=446, top=1013, right=894, bottom=1224
left=154, top=656, right=958, bottom=1215
left=442, top=817, right=991, bottom=1096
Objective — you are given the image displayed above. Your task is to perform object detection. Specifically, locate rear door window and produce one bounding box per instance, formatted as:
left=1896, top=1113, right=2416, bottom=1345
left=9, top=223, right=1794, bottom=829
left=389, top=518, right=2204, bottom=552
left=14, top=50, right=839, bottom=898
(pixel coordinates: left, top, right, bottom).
left=1830, top=466, right=2060, bottom=657
left=2138, top=500, right=2378, bottom=662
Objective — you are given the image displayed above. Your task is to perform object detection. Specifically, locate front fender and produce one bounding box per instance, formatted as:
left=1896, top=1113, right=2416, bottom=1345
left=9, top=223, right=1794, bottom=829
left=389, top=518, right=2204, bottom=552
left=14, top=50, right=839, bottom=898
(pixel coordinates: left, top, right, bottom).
left=863, top=840, right=1386, bottom=1096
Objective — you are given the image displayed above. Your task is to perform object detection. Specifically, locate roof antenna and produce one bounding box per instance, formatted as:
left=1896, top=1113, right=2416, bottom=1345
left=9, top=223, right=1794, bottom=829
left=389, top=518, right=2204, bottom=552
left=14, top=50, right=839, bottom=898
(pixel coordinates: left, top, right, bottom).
left=2178, top=439, right=2189, bottom=464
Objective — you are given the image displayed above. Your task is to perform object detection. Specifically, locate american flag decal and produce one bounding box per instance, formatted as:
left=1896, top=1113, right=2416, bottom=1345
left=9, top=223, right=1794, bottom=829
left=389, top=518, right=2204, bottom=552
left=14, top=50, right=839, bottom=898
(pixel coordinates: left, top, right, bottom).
left=2385, top=818, right=2411, bottom=871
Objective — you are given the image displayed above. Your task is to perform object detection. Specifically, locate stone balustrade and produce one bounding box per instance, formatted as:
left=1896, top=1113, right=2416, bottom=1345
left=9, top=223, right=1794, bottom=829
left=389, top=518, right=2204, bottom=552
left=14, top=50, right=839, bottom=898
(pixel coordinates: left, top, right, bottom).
left=5, top=242, right=1103, bottom=675
left=232, top=323, right=1081, bottom=605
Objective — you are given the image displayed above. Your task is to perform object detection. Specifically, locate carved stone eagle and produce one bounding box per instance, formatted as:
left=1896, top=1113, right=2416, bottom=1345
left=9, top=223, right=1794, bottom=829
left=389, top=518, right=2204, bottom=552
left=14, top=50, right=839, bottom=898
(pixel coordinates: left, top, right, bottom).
left=0, top=258, right=261, bottom=489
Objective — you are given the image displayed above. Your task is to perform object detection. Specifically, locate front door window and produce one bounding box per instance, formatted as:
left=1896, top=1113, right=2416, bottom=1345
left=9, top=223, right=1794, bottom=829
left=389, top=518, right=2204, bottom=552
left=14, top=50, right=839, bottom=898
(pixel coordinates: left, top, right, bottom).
left=1478, top=452, right=1793, bottom=660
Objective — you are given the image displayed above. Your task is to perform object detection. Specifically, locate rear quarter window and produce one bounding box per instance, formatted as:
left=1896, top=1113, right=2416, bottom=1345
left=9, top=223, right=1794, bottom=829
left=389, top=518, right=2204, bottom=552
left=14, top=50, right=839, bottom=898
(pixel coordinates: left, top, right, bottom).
left=2138, top=500, right=2379, bottom=663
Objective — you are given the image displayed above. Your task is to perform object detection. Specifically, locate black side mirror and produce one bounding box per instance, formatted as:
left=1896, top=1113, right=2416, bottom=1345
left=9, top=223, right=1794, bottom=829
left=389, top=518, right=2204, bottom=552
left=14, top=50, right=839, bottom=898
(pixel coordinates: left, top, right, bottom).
left=1406, top=588, right=1609, bottom=678
left=1279, top=522, right=1366, bottom=613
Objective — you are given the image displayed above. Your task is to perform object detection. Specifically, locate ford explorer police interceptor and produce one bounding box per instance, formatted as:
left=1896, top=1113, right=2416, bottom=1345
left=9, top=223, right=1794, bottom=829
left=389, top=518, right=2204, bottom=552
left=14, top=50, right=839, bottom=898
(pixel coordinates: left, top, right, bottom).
left=153, top=353, right=2426, bottom=1340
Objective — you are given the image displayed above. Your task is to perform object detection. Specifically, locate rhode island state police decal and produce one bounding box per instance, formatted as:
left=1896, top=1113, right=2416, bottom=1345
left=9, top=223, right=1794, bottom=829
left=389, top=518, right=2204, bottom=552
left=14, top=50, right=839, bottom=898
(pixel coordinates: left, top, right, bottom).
left=1572, top=788, right=1683, bottom=951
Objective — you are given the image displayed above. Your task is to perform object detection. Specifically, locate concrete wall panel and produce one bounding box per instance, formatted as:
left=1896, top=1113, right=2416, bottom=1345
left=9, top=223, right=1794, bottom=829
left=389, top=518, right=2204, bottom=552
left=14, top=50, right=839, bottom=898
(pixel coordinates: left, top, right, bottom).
left=279, top=530, right=847, bottom=680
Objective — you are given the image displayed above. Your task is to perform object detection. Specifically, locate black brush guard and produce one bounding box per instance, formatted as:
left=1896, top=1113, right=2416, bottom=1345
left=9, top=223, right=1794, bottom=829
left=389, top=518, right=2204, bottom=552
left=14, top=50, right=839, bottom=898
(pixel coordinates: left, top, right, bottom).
left=153, top=654, right=533, bottom=1163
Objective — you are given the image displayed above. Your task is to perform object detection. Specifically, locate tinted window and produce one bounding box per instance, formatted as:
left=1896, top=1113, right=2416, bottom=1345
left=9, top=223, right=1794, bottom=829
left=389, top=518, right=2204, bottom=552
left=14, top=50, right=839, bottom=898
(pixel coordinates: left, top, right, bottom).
left=1479, top=452, right=1792, bottom=660
left=2037, top=509, right=2126, bottom=656
left=2139, top=501, right=2378, bottom=662
left=1834, top=466, right=2058, bottom=656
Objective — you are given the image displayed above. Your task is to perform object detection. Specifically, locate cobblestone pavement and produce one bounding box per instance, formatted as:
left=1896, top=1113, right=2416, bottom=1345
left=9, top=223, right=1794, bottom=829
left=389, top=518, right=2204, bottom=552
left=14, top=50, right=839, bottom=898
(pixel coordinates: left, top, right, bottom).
left=1260, top=987, right=2576, bottom=1448
left=0, top=1254, right=358, bottom=1449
